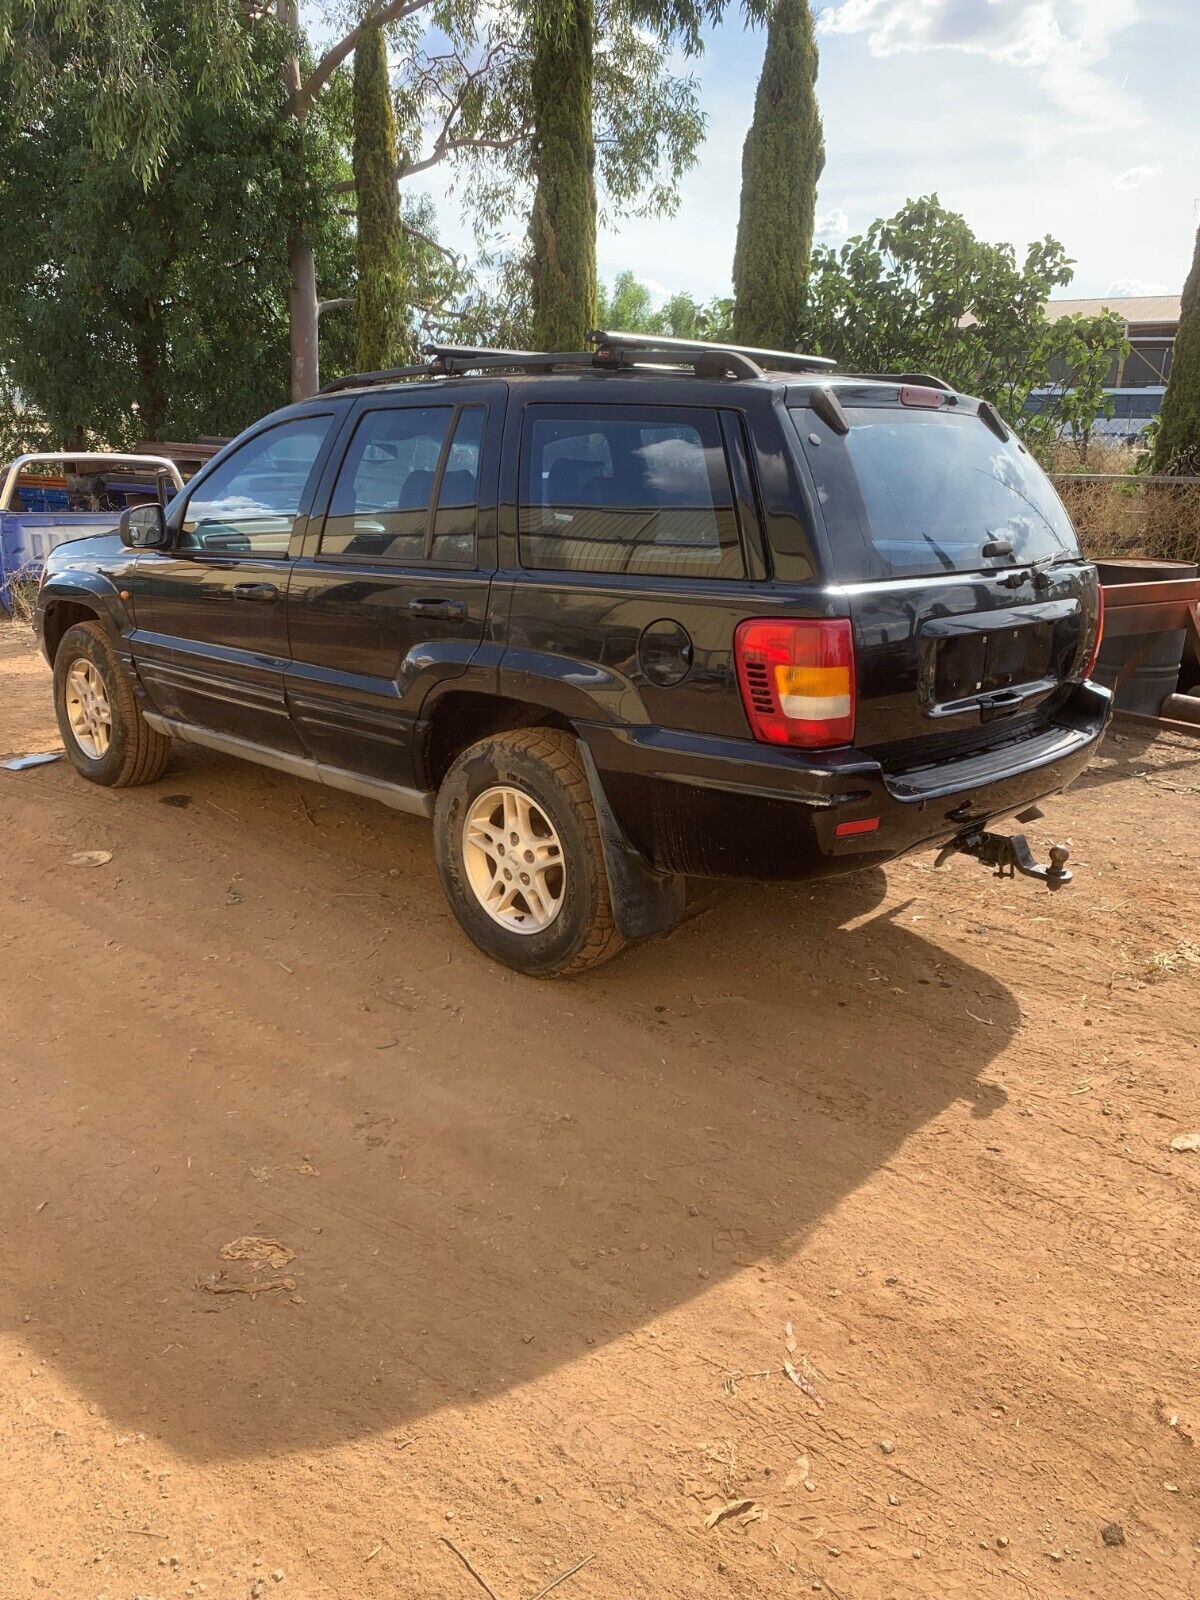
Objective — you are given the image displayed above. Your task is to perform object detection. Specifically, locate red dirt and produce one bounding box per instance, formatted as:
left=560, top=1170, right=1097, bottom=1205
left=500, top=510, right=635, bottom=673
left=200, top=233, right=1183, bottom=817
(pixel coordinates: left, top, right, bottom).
left=1, top=618, right=1197, bottom=1598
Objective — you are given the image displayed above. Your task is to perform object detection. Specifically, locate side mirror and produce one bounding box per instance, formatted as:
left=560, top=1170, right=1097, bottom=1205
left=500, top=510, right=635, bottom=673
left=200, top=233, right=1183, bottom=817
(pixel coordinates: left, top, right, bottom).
left=120, top=502, right=169, bottom=550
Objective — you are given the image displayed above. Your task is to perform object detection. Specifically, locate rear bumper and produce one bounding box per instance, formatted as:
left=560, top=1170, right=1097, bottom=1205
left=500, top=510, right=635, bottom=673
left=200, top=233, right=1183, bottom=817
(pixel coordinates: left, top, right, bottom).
left=579, top=680, right=1112, bottom=881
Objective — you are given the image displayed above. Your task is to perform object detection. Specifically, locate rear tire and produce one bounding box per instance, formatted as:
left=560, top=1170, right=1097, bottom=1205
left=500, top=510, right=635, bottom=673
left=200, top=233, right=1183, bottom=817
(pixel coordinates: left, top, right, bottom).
left=434, top=728, right=625, bottom=977
left=53, top=621, right=171, bottom=787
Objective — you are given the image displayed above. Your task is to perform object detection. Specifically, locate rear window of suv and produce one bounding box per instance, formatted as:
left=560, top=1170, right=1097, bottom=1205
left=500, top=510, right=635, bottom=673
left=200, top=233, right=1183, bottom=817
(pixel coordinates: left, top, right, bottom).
left=791, top=403, right=1081, bottom=581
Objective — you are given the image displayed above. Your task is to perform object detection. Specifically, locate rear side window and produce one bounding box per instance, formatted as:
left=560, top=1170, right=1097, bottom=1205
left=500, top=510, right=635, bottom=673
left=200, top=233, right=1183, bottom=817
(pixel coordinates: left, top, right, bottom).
left=520, top=404, right=743, bottom=578
left=791, top=405, right=1081, bottom=580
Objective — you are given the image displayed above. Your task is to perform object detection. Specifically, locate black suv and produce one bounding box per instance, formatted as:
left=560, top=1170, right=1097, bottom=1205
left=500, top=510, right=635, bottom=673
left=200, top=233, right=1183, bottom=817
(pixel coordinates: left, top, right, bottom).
left=36, top=332, right=1110, bottom=975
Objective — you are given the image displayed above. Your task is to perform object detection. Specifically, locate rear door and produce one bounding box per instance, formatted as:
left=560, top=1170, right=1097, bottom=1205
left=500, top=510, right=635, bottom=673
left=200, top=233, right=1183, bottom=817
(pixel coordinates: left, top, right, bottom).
left=789, top=391, right=1102, bottom=762
left=284, top=391, right=500, bottom=785
left=502, top=397, right=767, bottom=741
left=130, top=411, right=337, bottom=752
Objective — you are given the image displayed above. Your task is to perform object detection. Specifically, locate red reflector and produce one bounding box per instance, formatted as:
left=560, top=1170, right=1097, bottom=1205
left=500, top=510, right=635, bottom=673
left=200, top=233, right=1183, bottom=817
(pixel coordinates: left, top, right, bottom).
left=734, top=618, right=856, bottom=749
left=899, top=384, right=943, bottom=409
left=835, top=817, right=880, bottom=837
left=1083, top=585, right=1105, bottom=679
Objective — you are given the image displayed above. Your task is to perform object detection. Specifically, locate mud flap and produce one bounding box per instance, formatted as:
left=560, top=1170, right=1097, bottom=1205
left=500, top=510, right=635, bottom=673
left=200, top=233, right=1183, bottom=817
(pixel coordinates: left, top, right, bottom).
left=578, top=743, right=686, bottom=941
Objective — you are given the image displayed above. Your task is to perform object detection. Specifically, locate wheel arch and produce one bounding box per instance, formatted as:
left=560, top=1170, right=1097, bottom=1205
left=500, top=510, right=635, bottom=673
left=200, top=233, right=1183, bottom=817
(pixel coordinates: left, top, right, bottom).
left=419, top=688, right=578, bottom=791
left=42, top=595, right=107, bottom=662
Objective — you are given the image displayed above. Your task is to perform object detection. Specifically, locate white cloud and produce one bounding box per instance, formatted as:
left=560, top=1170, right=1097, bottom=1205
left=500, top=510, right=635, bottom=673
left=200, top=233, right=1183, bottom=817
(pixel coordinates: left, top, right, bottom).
left=819, top=0, right=1143, bottom=130
left=1113, top=163, right=1161, bottom=190
left=1105, top=277, right=1170, bottom=297
left=815, top=207, right=851, bottom=239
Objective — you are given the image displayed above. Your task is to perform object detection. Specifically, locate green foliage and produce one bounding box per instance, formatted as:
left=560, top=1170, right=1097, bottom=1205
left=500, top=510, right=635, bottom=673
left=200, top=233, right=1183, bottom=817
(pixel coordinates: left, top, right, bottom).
left=528, top=0, right=596, bottom=350
left=0, top=1, right=353, bottom=444
left=353, top=22, right=411, bottom=370
left=596, top=270, right=731, bottom=339
left=732, top=0, right=823, bottom=348
left=1153, top=224, right=1200, bottom=474
left=0, top=0, right=252, bottom=184
left=799, top=196, right=1128, bottom=445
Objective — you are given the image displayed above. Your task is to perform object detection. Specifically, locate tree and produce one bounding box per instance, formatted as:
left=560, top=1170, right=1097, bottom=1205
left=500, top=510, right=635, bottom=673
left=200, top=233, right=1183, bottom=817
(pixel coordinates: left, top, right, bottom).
left=528, top=0, right=596, bottom=349
left=1153, top=223, right=1200, bottom=473
left=732, top=0, right=823, bottom=349
left=596, top=270, right=731, bottom=340
left=0, top=1, right=354, bottom=445
left=798, top=196, right=1127, bottom=446
left=1, top=0, right=724, bottom=395
left=352, top=21, right=409, bottom=371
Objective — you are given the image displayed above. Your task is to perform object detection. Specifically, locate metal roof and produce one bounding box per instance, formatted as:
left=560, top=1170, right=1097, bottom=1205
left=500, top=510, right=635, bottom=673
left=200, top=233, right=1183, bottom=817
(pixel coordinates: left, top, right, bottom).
left=1043, top=294, right=1181, bottom=326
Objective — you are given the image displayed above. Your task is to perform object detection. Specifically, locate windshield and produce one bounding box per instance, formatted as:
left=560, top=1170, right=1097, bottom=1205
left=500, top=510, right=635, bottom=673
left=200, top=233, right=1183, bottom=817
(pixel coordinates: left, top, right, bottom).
left=791, top=404, right=1081, bottom=581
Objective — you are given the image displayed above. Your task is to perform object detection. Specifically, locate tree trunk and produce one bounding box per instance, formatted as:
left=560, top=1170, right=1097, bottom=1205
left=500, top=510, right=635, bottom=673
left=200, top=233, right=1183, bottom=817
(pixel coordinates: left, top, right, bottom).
left=528, top=0, right=596, bottom=351
left=279, top=0, right=320, bottom=399
left=1153, top=223, right=1200, bottom=474
left=289, top=237, right=321, bottom=400
left=732, top=0, right=824, bottom=350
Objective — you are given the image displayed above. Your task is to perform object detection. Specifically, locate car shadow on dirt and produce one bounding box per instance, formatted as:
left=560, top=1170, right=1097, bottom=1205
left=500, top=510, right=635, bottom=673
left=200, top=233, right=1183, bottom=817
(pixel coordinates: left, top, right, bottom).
left=1, top=747, right=1020, bottom=1463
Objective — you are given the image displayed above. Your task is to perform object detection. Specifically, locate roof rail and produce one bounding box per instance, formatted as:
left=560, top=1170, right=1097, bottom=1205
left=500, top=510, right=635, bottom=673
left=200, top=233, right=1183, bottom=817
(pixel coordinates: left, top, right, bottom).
left=320, top=361, right=441, bottom=394
left=845, top=371, right=956, bottom=393
left=590, top=329, right=836, bottom=376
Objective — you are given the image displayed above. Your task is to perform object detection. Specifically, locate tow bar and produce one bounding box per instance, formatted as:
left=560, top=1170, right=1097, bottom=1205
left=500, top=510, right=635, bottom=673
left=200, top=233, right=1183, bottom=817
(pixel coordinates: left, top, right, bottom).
left=935, top=828, right=1072, bottom=890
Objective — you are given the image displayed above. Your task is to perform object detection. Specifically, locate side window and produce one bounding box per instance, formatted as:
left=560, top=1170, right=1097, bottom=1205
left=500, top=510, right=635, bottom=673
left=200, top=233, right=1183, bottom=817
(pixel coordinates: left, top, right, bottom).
left=519, top=404, right=743, bottom=578
left=430, top=407, right=485, bottom=564
left=181, top=416, right=332, bottom=556
left=320, top=404, right=483, bottom=564
left=321, top=406, right=451, bottom=560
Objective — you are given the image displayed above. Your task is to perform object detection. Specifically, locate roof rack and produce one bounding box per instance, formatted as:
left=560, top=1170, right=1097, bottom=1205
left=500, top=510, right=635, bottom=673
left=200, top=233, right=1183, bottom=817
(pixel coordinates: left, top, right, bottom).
left=590, top=329, right=836, bottom=376
left=319, top=333, right=838, bottom=394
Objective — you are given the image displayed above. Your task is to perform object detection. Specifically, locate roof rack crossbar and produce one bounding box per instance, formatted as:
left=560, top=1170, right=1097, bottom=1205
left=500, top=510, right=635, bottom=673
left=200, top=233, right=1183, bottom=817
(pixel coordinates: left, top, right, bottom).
left=421, top=344, right=596, bottom=375
left=589, top=328, right=836, bottom=375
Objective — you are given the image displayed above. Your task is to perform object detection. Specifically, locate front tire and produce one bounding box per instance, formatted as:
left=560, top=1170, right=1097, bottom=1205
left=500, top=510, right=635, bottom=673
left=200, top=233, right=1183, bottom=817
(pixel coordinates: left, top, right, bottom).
left=434, top=728, right=625, bottom=977
left=53, top=621, right=171, bottom=787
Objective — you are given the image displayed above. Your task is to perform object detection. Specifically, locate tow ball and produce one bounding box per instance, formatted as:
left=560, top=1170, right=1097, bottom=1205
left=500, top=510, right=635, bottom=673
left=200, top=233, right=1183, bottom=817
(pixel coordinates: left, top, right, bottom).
left=935, top=829, right=1072, bottom=890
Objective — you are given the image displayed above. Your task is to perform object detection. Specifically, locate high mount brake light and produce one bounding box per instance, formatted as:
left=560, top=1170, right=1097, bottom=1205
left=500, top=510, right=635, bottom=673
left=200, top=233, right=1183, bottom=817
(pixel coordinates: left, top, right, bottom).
left=734, top=619, right=857, bottom=749
left=899, top=384, right=944, bottom=409
left=1083, top=585, right=1105, bottom=679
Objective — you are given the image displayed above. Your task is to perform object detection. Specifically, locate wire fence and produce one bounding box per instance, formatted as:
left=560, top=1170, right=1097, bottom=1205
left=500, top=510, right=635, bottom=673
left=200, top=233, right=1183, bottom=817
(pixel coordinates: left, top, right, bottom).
left=1052, top=474, right=1200, bottom=568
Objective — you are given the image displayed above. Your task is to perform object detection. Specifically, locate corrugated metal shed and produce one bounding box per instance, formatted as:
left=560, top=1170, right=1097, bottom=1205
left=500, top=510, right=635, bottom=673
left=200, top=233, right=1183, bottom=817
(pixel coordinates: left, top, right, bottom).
left=1044, top=295, right=1181, bottom=326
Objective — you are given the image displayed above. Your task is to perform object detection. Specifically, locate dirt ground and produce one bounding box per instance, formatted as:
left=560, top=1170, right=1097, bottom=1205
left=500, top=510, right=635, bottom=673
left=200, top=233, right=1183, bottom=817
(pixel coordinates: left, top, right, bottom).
left=1, top=617, right=1197, bottom=1600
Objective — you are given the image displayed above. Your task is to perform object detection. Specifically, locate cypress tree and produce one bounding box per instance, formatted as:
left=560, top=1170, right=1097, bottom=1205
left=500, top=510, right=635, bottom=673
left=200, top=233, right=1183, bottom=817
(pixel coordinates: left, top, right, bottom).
left=732, top=0, right=824, bottom=350
left=1153, top=223, right=1200, bottom=473
left=528, top=0, right=596, bottom=351
left=352, top=23, right=409, bottom=371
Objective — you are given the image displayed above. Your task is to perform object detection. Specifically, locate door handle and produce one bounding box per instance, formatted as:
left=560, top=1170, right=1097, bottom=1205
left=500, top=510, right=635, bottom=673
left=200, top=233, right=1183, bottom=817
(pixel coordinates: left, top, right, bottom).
left=232, top=581, right=280, bottom=603
left=409, top=597, right=467, bottom=621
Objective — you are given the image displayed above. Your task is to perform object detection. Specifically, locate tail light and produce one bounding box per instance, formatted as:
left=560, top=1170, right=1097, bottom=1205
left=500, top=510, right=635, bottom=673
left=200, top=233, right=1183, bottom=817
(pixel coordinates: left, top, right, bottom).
left=734, top=618, right=856, bottom=748
left=1083, top=585, right=1105, bottom=679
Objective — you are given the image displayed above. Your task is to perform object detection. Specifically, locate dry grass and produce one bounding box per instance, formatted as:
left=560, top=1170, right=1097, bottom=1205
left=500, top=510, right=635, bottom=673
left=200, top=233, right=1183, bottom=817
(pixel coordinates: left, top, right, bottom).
left=1049, top=442, right=1200, bottom=567
left=3, top=564, right=42, bottom=630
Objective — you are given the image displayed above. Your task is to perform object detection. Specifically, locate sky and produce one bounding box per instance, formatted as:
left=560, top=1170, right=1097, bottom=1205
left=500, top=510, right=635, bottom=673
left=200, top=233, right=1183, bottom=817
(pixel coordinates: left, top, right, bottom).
left=412, top=0, right=1199, bottom=307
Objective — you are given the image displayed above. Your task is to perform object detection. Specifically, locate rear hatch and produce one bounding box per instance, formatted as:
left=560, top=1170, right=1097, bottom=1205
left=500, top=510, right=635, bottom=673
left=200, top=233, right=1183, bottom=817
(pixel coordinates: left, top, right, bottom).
left=788, top=387, right=1101, bottom=767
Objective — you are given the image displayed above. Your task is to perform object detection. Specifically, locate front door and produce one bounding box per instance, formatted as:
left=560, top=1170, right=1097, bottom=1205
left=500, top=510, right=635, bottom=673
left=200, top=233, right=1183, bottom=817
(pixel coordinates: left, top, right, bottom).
left=130, top=412, right=337, bottom=752
left=285, top=394, right=500, bottom=786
